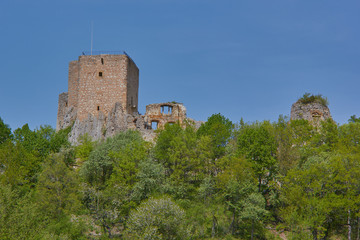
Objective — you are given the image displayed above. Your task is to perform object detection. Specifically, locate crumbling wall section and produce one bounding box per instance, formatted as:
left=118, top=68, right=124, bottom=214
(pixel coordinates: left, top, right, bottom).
left=68, top=61, right=79, bottom=108
left=125, top=57, right=139, bottom=114
left=56, top=92, right=68, bottom=131
left=290, top=101, right=332, bottom=124
left=144, top=102, right=187, bottom=129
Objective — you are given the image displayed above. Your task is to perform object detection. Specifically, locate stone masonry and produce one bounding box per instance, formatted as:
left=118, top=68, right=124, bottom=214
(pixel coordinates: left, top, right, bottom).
left=69, top=54, right=139, bottom=121
left=144, top=102, right=187, bottom=130
left=290, top=101, right=332, bottom=125
left=57, top=53, right=194, bottom=144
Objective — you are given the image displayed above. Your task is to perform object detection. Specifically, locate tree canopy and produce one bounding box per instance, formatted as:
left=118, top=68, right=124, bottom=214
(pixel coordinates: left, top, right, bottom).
left=0, top=114, right=359, bottom=239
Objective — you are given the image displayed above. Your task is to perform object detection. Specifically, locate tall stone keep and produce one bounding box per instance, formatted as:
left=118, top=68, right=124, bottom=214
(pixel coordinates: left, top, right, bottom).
left=57, top=53, right=139, bottom=131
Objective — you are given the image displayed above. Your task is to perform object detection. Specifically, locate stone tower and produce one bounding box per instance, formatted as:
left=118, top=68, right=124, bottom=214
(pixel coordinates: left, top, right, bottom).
left=57, top=53, right=139, bottom=131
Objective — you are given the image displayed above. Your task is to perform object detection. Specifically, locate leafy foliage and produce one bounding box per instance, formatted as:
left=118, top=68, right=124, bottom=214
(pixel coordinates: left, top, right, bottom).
left=348, top=114, right=360, bottom=123
left=197, top=113, right=233, bottom=159
left=80, top=130, right=144, bottom=186
left=1, top=113, right=360, bottom=239
left=0, top=117, right=12, bottom=144
left=236, top=121, right=277, bottom=192
left=126, top=197, right=189, bottom=239
left=297, top=92, right=329, bottom=107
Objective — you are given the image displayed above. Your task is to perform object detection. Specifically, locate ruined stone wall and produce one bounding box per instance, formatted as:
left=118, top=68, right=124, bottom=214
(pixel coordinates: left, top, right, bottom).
left=290, top=101, right=332, bottom=124
left=56, top=92, right=68, bottom=131
left=126, top=57, right=139, bottom=114
left=75, top=54, right=139, bottom=121
left=144, top=102, right=187, bottom=129
left=68, top=61, right=79, bottom=108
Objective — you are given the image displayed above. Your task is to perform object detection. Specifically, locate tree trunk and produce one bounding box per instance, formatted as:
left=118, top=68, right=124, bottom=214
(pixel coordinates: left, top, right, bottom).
left=357, top=216, right=359, bottom=240
left=258, top=175, right=261, bottom=193
left=212, top=215, right=217, bottom=238
left=251, top=220, right=254, bottom=240
left=348, top=209, right=352, bottom=240
left=228, top=211, right=236, bottom=234
left=312, top=228, right=318, bottom=240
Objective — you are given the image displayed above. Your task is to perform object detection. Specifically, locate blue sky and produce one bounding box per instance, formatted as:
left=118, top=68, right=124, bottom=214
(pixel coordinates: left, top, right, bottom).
left=0, top=0, right=359, bottom=130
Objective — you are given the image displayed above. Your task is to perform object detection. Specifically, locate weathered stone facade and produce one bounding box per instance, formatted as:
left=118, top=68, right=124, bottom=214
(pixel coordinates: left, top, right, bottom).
left=290, top=101, right=332, bottom=125
left=144, top=102, right=187, bottom=130
left=57, top=53, right=194, bottom=144
left=67, top=54, right=139, bottom=121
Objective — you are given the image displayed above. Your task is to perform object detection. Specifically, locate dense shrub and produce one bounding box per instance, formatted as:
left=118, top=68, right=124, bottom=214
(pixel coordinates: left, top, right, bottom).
left=297, top=93, right=329, bottom=107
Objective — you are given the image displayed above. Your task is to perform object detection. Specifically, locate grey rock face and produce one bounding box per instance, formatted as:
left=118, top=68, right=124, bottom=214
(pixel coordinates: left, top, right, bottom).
left=68, top=111, right=106, bottom=145
left=290, top=101, right=332, bottom=124
left=105, top=102, right=131, bottom=138
left=63, top=102, right=156, bottom=145
left=62, top=107, right=77, bottom=129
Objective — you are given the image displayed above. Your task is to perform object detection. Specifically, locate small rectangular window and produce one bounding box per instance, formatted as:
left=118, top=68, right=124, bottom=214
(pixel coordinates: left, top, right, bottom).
left=101, top=58, right=104, bottom=65
left=151, top=121, right=158, bottom=130
left=161, top=105, right=173, bottom=114
left=97, top=106, right=100, bottom=111
left=99, top=72, right=103, bottom=77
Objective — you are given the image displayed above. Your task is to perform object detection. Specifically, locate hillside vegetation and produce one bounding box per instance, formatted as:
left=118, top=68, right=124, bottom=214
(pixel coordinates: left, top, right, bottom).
left=1, top=113, right=360, bottom=240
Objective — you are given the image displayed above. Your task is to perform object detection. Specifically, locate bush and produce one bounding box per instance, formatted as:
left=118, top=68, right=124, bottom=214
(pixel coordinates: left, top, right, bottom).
left=126, top=196, right=189, bottom=239
left=297, top=93, right=329, bottom=107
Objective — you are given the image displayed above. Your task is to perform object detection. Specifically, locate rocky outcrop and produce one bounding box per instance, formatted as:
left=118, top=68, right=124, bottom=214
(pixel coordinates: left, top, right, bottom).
left=68, top=111, right=106, bottom=144
left=57, top=102, right=155, bottom=145
left=57, top=99, right=197, bottom=144
left=290, top=101, right=332, bottom=124
left=104, top=102, right=153, bottom=140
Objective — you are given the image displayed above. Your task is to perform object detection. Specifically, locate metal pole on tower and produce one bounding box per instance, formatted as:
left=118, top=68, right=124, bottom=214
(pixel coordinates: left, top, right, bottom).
left=91, top=21, right=93, bottom=55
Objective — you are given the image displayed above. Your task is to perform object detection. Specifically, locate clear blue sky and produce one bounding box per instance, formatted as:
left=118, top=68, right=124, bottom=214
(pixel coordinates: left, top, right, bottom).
left=0, top=0, right=359, bottom=131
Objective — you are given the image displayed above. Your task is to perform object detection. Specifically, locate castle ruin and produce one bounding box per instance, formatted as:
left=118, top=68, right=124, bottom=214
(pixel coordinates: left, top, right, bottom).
left=57, top=52, right=191, bottom=143
left=290, top=98, right=332, bottom=125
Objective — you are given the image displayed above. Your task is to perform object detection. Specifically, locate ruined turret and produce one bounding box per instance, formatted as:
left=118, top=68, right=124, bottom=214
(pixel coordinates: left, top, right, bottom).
left=290, top=93, right=332, bottom=125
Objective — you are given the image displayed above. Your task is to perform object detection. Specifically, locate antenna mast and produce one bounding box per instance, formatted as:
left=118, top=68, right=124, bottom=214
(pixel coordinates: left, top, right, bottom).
left=91, top=21, right=93, bottom=55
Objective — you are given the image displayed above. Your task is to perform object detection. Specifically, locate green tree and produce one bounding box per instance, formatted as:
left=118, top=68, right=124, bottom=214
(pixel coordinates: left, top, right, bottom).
left=312, top=119, right=339, bottom=153
left=348, top=115, right=360, bottom=123
left=36, top=154, right=81, bottom=220
left=80, top=131, right=147, bottom=237
left=13, top=124, right=59, bottom=159
left=49, top=125, right=72, bottom=153
left=81, top=182, right=133, bottom=238
left=0, top=117, right=12, bottom=144
left=281, top=150, right=360, bottom=240
left=197, top=113, right=233, bottom=159
left=0, top=141, right=41, bottom=192
left=80, top=130, right=144, bottom=186
left=75, top=133, right=95, bottom=165
left=125, top=197, right=189, bottom=239
left=154, top=123, right=184, bottom=171
left=217, top=156, right=267, bottom=239
left=236, top=121, right=277, bottom=192
left=131, top=158, right=166, bottom=202
left=0, top=183, right=20, bottom=239
left=154, top=122, right=201, bottom=186
left=108, top=137, right=148, bottom=187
